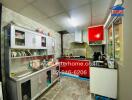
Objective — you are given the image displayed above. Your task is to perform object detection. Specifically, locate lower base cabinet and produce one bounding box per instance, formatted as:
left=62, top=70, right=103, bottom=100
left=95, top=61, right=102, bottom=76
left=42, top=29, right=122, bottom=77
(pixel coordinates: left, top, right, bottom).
left=90, top=67, right=117, bottom=99
left=7, top=66, right=60, bottom=100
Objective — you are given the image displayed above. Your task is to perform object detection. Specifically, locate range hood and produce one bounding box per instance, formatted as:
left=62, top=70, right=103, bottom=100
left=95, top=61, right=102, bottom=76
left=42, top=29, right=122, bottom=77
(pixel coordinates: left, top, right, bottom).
left=74, top=29, right=83, bottom=43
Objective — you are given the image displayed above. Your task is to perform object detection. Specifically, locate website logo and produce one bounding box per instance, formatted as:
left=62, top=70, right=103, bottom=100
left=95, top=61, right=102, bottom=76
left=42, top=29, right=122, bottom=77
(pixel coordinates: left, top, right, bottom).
left=111, top=5, right=125, bottom=17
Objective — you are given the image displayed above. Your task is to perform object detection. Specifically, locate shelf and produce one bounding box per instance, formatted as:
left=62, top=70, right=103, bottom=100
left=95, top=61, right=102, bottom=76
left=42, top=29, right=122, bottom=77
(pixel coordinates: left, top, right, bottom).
left=11, top=55, right=54, bottom=60
left=11, top=55, right=45, bottom=58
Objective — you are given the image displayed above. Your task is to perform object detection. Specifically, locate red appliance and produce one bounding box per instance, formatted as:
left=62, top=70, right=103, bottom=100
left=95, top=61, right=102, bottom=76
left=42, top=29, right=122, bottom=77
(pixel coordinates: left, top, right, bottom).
left=88, top=25, right=104, bottom=42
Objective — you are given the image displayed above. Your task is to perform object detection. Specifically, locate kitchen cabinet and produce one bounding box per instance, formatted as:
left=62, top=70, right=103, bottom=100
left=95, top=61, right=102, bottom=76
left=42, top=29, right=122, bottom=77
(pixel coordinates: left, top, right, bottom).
left=6, top=78, right=32, bottom=100
left=105, top=17, right=123, bottom=61
left=7, top=66, right=60, bottom=100
left=88, top=25, right=104, bottom=45
left=90, top=67, right=117, bottom=99
left=10, top=25, right=26, bottom=48
left=4, top=24, right=58, bottom=100
left=10, top=25, right=56, bottom=53
left=5, top=25, right=48, bottom=78
left=113, top=18, right=123, bottom=60
left=10, top=25, right=47, bottom=49
left=31, top=71, right=47, bottom=99
left=25, top=31, right=47, bottom=49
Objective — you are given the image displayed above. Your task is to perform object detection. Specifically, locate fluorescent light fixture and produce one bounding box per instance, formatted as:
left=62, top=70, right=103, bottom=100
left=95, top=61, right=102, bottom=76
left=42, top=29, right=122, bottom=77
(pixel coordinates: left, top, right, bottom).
left=68, top=18, right=79, bottom=27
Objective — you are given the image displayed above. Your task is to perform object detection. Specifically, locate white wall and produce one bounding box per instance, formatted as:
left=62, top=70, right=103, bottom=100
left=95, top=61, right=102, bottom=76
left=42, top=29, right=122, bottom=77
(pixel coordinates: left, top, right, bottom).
left=119, top=0, right=132, bottom=99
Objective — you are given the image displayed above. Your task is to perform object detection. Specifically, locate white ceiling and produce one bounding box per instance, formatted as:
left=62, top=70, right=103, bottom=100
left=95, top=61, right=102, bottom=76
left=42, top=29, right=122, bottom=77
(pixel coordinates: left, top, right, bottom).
left=1, top=0, right=115, bottom=32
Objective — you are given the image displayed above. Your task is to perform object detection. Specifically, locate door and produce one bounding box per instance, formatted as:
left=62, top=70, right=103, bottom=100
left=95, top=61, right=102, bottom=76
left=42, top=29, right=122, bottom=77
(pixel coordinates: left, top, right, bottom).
left=38, top=71, right=47, bottom=92
left=113, top=18, right=123, bottom=61
left=34, top=34, right=41, bottom=49
left=25, top=31, right=34, bottom=48
left=10, top=26, right=26, bottom=48
left=47, top=36, right=55, bottom=55
left=31, top=75, right=39, bottom=98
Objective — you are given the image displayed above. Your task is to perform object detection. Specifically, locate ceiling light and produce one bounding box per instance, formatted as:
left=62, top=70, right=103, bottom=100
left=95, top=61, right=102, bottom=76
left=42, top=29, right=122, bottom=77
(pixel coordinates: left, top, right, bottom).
left=68, top=18, right=79, bottom=27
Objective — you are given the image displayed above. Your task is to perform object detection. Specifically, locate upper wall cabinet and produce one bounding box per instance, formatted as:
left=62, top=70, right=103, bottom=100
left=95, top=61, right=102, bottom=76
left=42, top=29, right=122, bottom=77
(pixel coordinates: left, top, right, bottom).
left=113, top=18, right=123, bottom=60
left=88, top=25, right=105, bottom=45
left=10, top=25, right=25, bottom=48
left=105, top=17, right=123, bottom=61
left=10, top=25, right=47, bottom=49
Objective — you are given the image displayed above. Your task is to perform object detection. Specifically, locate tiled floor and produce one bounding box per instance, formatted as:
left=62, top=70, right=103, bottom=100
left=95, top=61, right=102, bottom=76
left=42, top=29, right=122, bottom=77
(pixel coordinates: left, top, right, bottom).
left=37, top=77, right=91, bottom=100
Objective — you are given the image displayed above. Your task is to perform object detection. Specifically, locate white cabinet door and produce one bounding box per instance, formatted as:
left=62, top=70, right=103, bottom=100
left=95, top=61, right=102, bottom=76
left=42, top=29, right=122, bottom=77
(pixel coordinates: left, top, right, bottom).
left=32, top=34, right=47, bottom=49
left=25, top=31, right=34, bottom=49
left=10, top=25, right=26, bottom=49
left=31, top=74, right=39, bottom=99
left=26, top=32, right=47, bottom=49
left=10, top=25, right=47, bottom=49
left=90, top=67, right=117, bottom=99
left=34, top=34, right=41, bottom=49
left=46, top=36, right=55, bottom=55
left=38, top=71, right=47, bottom=92
left=31, top=71, right=47, bottom=99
